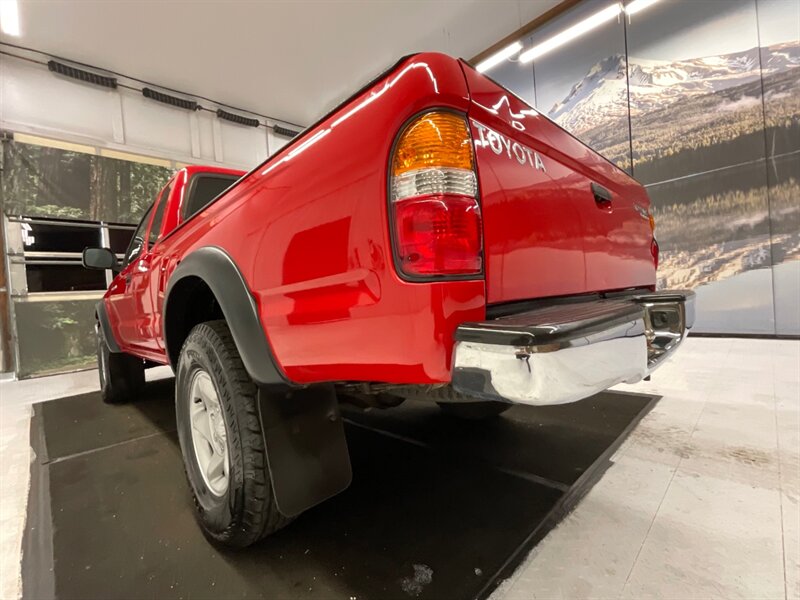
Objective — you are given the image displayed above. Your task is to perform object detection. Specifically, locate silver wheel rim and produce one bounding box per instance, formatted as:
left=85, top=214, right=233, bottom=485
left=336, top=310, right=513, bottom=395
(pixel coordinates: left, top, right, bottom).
left=188, top=370, right=229, bottom=496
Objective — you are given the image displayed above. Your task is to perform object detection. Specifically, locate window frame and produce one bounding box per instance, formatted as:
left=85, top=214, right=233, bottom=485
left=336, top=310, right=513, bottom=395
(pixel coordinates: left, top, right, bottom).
left=148, top=181, right=173, bottom=247
left=120, top=203, right=154, bottom=269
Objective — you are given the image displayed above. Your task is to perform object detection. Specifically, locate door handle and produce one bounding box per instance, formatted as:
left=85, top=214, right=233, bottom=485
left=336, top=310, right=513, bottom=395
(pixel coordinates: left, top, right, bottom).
left=591, top=182, right=612, bottom=206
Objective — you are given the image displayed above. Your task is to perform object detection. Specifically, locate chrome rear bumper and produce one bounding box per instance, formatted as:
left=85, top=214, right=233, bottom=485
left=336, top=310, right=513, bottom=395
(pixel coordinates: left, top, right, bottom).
left=452, top=291, right=695, bottom=406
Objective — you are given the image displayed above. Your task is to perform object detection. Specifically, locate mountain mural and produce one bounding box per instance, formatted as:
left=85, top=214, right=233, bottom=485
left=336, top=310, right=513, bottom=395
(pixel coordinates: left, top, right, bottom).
left=548, top=42, right=800, bottom=135
left=536, top=38, right=799, bottom=314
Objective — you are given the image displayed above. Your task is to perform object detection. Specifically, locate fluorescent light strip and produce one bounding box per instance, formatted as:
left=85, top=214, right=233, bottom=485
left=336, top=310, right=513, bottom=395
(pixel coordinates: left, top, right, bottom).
left=0, top=0, right=20, bottom=36
left=519, top=3, right=622, bottom=63
left=624, top=0, right=660, bottom=15
left=476, top=41, right=523, bottom=73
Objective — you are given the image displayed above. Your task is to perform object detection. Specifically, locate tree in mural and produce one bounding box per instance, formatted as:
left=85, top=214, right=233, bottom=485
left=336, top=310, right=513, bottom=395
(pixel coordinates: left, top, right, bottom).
left=126, top=161, right=170, bottom=222
left=89, top=155, right=118, bottom=221
left=118, top=161, right=131, bottom=220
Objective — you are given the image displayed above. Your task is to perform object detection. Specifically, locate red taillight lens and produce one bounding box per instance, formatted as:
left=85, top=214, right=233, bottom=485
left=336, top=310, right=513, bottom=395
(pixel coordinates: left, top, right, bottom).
left=390, top=111, right=482, bottom=279
left=393, top=194, right=482, bottom=276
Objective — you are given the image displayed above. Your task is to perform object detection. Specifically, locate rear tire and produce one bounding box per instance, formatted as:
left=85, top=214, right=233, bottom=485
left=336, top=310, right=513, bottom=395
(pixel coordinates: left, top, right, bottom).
left=97, top=323, right=145, bottom=404
left=176, top=320, right=290, bottom=548
left=436, top=400, right=512, bottom=420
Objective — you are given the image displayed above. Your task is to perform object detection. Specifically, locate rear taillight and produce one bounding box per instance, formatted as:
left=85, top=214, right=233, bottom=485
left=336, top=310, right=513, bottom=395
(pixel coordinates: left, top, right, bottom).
left=389, top=111, right=482, bottom=278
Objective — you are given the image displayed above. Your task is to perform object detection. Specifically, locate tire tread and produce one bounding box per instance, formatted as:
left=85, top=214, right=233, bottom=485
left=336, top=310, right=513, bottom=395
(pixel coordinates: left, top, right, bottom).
left=180, top=320, right=290, bottom=547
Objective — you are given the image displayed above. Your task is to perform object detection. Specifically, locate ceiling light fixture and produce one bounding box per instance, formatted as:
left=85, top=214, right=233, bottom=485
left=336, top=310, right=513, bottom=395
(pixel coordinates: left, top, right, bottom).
left=475, top=41, right=523, bottom=73
left=519, top=3, right=623, bottom=63
left=0, top=0, right=20, bottom=36
left=624, top=0, right=661, bottom=15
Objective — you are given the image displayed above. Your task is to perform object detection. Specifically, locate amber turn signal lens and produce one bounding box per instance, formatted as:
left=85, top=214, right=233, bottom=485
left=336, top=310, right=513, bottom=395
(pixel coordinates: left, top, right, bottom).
left=392, top=112, right=474, bottom=176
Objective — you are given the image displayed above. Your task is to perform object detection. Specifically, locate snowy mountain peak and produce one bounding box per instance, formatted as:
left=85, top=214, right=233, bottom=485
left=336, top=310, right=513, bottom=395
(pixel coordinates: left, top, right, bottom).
left=549, top=41, right=799, bottom=134
left=549, top=53, right=627, bottom=122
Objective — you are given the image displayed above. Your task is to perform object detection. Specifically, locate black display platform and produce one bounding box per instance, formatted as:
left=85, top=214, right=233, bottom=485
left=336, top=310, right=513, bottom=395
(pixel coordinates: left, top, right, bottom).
left=23, top=378, right=657, bottom=600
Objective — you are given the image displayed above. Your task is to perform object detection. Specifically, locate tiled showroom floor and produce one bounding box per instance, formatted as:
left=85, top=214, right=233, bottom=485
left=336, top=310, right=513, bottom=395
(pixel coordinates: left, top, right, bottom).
left=1, top=338, right=798, bottom=600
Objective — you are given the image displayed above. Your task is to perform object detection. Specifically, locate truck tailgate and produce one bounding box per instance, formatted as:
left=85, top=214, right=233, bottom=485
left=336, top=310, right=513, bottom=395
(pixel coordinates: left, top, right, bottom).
left=460, top=62, right=656, bottom=305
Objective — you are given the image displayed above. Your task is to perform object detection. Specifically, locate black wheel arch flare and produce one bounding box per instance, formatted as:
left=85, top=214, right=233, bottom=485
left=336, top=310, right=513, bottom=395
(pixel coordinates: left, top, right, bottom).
left=163, top=246, right=289, bottom=387
left=96, top=300, right=122, bottom=353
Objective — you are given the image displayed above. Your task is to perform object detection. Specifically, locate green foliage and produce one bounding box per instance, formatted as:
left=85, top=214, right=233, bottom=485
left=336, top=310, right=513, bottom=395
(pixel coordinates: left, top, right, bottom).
left=16, top=300, right=97, bottom=378
left=24, top=204, right=86, bottom=219
left=1, top=141, right=172, bottom=224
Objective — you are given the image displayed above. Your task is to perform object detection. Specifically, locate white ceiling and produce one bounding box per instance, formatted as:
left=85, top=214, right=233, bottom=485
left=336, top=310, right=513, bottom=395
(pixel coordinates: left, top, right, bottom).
left=2, top=0, right=559, bottom=127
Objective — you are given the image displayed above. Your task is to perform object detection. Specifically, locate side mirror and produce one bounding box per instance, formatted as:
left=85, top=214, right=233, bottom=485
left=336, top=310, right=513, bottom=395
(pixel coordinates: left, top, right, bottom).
left=82, top=247, right=117, bottom=270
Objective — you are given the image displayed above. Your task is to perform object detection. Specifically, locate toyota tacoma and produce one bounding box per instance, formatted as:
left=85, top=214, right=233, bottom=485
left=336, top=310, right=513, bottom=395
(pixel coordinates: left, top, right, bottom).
left=82, top=52, right=695, bottom=547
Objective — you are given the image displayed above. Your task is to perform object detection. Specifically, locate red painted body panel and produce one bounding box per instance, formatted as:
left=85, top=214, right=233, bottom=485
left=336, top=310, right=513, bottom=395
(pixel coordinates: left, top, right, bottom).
left=106, top=182, right=170, bottom=357
left=102, top=53, right=656, bottom=386
left=460, top=62, right=655, bottom=303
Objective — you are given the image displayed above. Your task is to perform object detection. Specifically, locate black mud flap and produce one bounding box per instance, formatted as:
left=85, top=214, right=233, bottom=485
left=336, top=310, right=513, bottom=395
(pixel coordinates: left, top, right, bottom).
left=258, top=385, right=352, bottom=518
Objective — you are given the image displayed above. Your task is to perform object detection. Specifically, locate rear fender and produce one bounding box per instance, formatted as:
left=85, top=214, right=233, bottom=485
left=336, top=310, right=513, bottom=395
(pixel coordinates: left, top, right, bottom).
left=163, top=246, right=288, bottom=387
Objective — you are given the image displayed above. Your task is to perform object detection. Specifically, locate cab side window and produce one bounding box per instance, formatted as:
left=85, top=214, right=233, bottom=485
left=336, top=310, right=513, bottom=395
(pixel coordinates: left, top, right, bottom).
left=122, top=204, right=154, bottom=268
left=148, top=183, right=172, bottom=247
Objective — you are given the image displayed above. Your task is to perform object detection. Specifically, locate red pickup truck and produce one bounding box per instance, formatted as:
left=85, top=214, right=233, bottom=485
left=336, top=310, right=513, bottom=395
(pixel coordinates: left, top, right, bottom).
left=82, top=53, right=694, bottom=547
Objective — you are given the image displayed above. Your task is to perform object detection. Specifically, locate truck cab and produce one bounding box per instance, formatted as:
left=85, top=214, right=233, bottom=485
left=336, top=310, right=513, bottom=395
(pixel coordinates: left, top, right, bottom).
left=103, top=166, right=243, bottom=361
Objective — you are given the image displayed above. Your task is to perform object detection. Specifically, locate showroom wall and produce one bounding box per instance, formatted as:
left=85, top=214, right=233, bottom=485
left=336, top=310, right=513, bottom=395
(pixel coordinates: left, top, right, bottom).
left=0, top=49, right=297, bottom=168
left=0, top=47, right=300, bottom=376
left=485, top=0, right=799, bottom=335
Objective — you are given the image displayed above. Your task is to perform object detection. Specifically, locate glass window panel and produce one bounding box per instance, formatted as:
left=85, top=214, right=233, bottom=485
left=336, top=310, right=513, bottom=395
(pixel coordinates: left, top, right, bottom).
left=626, top=0, right=764, bottom=185
left=647, top=160, right=774, bottom=334
left=20, top=220, right=100, bottom=253
left=757, top=0, right=800, bottom=157
left=757, top=0, right=800, bottom=334
left=767, top=152, right=800, bottom=334
left=2, top=140, right=172, bottom=224
left=26, top=264, right=107, bottom=293
left=108, top=228, right=135, bottom=254
left=479, top=38, right=536, bottom=107
left=14, top=299, right=97, bottom=378
left=530, top=0, right=632, bottom=172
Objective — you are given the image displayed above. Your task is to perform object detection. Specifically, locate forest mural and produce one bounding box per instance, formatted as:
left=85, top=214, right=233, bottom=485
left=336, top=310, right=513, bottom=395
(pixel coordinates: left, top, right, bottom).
left=487, top=0, right=799, bottom=334
left=1, top=138, right=173, bottom=376
left=2, top=140, right=172, bottom=223
left=14, top=300, right=98, bottom=378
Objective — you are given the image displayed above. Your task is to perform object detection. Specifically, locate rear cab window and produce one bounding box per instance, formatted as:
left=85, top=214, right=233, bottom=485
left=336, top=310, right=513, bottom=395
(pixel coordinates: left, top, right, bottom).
left=182, top=174, right=239, bottom=222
